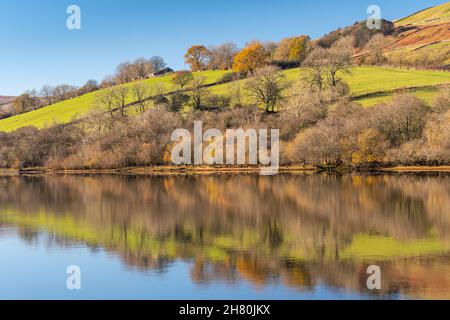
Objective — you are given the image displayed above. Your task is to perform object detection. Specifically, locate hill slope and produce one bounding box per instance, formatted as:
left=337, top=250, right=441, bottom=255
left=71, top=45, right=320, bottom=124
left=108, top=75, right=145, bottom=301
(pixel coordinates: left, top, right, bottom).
left=0, top=67, right=449, bottom=133
left=395, top=2, right=450, bottom=26
left=0, top=70, right=228, bottom=132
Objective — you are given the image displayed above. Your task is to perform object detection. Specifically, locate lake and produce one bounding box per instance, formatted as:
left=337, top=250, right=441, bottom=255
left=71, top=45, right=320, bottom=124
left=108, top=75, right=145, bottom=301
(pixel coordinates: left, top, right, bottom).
left=0, top=173, right=449, bottom=300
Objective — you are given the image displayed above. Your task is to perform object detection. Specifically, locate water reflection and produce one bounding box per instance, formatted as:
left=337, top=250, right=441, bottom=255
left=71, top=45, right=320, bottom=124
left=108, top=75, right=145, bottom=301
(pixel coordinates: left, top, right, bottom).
left=0, top=173, right=449, bottom=299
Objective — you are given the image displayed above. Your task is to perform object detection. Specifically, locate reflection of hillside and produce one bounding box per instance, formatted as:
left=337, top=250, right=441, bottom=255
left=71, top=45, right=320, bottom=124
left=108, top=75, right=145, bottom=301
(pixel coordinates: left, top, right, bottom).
left=0, top=173, right=449, bottom=299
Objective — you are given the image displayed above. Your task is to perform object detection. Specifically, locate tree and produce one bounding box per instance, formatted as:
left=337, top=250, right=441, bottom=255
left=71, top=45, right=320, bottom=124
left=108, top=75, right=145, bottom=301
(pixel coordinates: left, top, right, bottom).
left=79, top=80, right=99, bottom=95
left=112, top=87, right=129, bottom=117
left=184, top=45, right=210, bottom=71
left=264, top=42, right=278, bottom=61
left=115, top=61, right=138, bottom=83
left=13, top=92, right=41, bottom=114
left=148, top=56, right=167, bottom=72
left=134, top=57, right=151, bottom=79
left=245, top=66, right=289, bottom=113
left=132, top=83, right=153, bottom=113
left=208, top=43, right=238, bottom=70
left=100, top=75, right=116, bottom=89
left=303, top=37, right=353, bottom=89
left=165, top=93, right=190, bottom=113
left=96, top=87, right=129, bottom=118
left=366, top=34, right=387, bottom=65
left=96, top=89, right=117, bottom=117
left=233, top=42, right=269, bottom=75
left=189, top=77, right=210, bottom=110
left=274, top=36, right=310, bottom=62
left=287, top=36, right=310, bottom=62
left=172, top=71, right=194, bottom=89
left=40, top=85, right=54, bottom=106
left=324, top=37, right=353, bottom=87
left=302, top=47, right=328, bottom=90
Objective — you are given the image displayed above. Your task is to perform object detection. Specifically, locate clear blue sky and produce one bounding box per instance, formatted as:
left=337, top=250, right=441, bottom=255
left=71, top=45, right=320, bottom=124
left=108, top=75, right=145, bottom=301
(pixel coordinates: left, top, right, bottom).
left=0, top=0, right=447, bottom=95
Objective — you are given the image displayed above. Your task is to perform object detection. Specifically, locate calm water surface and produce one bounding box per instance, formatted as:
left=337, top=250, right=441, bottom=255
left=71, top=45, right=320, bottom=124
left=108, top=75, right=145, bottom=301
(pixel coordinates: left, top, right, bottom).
left=0, top=173, right=449, bottom=300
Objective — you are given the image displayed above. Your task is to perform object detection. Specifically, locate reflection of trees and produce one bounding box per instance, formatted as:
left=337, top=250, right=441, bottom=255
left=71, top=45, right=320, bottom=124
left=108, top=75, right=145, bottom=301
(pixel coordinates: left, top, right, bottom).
left=0, top=173, right=449, bottom=298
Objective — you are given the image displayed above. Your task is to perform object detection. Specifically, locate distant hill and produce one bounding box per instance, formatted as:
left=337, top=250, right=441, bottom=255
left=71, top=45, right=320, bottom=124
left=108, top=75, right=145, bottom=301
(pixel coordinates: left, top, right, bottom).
left=0, top=96, right=15, bottom=111
left=319, top=2, right=450, bottom=66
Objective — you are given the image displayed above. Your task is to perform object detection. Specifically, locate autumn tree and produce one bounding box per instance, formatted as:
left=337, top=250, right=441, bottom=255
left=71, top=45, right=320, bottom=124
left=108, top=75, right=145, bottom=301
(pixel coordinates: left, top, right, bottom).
left=184, top=45, right=210, bottom=71
left=13, top=92, right=41, bottom=114
left=172, top=71, right=194, bottom=89
left=233, top=42, right=269, bottom=75
left=274, top=36, right=310, bottom=62
left=245, top=66, right=290, bottom=113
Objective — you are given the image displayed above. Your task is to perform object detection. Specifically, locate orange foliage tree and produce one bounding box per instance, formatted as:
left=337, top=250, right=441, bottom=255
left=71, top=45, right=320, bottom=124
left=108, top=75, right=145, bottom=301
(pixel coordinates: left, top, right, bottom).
left=184, top=45, right=210, bottom=71
left=232, top=42, right=269, bottom=75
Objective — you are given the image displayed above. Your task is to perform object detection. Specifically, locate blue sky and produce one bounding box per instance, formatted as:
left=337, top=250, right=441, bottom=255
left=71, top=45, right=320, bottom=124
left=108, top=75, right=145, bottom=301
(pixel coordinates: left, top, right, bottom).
left=0, top=0, right=447, bottom=95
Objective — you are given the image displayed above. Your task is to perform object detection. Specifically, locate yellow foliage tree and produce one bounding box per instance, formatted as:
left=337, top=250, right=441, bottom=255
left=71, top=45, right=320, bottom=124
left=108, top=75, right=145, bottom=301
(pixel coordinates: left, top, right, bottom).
left=232, top=42, right=269, bottom=75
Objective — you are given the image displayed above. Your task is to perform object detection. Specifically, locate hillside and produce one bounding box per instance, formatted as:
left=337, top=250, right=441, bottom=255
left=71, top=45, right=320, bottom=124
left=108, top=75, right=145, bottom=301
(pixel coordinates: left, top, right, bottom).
left=330, top=2, right=450, bottom=66
left=0, top=66, right=449, bottom=133
left=0, top=70, right=228, bottom=132
left=395, top=2, right=450, bottom=26
left=384, top=2, right=450, bottom=66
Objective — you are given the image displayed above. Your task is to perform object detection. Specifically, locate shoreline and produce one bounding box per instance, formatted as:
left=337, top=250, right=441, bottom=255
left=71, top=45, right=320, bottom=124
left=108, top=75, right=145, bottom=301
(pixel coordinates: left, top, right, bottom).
left=1, top=165, right=450, bottom=176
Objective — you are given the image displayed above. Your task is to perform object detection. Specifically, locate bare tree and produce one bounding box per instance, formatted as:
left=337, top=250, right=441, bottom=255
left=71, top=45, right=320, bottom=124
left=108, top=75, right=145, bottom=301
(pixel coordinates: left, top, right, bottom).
left=53, top=84, right=77, bottom=102
left=366, top=34, right=387, bottom=65
left=189, top=77, right=210, bottom=110
left=303, top=47, right=328, bottom=90
left=134, top=58, right=150, bottom=79
left=303, top=37, right=353, bottom=89
left=325, top=37, right=353, bottom=87
left=245, top=66, right=290, bottom=113
left=230, top=79, right=243, bottom=107
left=172, top=71, right=194, bottom=89
left=132, top=83, right=153, bottom=113
left=208, top=43, right=238, bottom=70
left=116, top=61, right=138, bottom=83
left=40, top=85, right=54, bottom=106
left=148, top=56, right=167, bottom=72
left=112, top=87, right=129, bottom=117
left=96, top=89, right=117, bottom=117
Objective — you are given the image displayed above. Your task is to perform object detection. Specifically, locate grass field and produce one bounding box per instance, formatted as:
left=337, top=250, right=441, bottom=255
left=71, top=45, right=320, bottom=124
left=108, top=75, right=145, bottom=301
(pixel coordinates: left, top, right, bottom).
left=395, top=2, right=450, bottom=26
left=210, top=66, right=450, bottom=106
left=1, top=67, right=449, bottom=132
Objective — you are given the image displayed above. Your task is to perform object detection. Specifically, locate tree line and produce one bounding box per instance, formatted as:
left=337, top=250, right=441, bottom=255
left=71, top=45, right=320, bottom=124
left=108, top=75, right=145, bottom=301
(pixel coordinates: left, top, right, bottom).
left=11, top=56, right=167, bottom=116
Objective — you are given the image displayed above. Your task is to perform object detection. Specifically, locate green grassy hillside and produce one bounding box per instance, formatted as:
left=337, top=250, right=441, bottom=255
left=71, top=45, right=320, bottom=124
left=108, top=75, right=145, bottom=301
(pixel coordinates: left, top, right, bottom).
left=210, top=66, right=450, bottom=106
left=1, top=67, right=449, bottom=132
left=0, top=70, right=228, bottom=132
left=395, top=1, right=450, bottom=26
